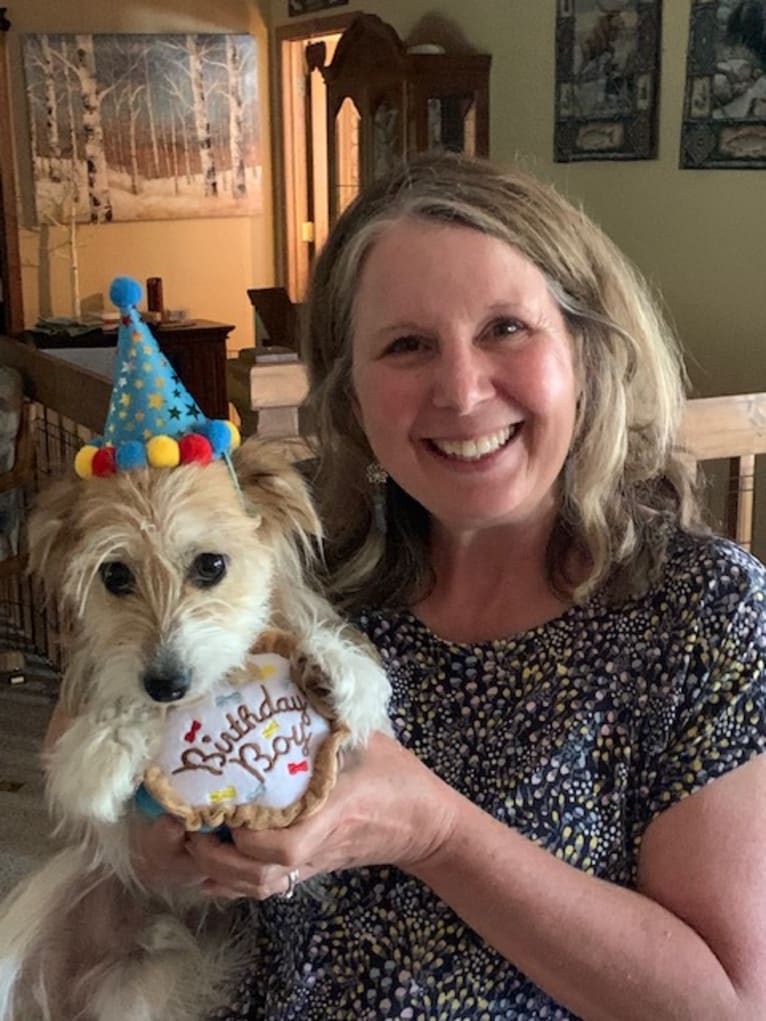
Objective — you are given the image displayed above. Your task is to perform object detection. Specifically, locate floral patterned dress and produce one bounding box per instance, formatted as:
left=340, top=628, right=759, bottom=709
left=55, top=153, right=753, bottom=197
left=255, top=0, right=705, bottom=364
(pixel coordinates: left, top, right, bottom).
left=217, top=531, right=766, bottom=1020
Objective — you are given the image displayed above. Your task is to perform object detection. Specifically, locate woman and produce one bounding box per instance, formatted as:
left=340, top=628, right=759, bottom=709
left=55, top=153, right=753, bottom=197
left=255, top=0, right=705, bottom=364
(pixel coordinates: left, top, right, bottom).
left=101, top=154, right=766, bottom=1018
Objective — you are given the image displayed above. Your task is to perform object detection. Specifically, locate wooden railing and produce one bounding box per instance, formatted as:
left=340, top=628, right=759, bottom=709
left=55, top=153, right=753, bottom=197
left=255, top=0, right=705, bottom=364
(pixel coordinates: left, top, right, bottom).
left=680, top=392, right=766, bottom=552
left=0, top=337, right=110, bottom=433
left=0, top=337, right=111, bottom=673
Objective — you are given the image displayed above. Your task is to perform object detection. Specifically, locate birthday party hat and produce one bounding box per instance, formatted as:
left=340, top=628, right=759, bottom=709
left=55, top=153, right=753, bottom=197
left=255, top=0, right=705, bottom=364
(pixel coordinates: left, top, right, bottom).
left=74, top=276, right=240, bottom=479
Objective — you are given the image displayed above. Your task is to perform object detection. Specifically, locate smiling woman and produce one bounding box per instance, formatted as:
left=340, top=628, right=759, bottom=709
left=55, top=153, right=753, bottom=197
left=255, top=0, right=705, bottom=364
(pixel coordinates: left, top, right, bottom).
left=305, top=152, right=694, bottom=620
left=130, top=153, right=766, bottom=1021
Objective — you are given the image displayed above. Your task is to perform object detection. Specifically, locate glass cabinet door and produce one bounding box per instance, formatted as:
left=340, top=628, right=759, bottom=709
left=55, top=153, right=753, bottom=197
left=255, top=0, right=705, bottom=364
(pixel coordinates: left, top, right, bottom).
left=372, top=98, right=402, bottom=179
left=426, top=94, right=477, bottom=154
left=334, top=97, right=361, bottom=216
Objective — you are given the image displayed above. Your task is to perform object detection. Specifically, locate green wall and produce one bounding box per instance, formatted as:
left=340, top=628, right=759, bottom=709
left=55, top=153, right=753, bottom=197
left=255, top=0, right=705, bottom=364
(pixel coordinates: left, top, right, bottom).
left=273, top=0, right=766, bottom=399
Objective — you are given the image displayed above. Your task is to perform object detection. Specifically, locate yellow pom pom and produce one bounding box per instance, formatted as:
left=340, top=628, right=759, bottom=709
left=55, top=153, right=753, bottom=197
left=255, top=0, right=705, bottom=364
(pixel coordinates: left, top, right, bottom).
left=225, top=420, right=241, bottom=450
left=146, top=435, right=180, bottom=468
left=74, top=445, right=99, bottom=479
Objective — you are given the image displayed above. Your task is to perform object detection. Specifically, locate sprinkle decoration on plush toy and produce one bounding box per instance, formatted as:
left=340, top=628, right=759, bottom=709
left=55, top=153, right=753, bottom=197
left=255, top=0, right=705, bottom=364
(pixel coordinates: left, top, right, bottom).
left=74, top=276, right=240, bottom=479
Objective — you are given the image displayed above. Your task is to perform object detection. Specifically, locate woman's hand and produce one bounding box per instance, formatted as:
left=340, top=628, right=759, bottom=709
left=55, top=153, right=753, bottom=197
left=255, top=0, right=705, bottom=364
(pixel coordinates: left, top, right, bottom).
left=129, top=815, right=211, bottom=892
left=185, top=731, right=458, bottom=900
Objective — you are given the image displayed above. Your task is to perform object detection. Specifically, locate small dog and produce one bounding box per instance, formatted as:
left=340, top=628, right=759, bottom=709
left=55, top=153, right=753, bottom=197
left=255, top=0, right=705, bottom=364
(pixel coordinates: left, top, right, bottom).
left=0, top=439, right=391, bottom=1021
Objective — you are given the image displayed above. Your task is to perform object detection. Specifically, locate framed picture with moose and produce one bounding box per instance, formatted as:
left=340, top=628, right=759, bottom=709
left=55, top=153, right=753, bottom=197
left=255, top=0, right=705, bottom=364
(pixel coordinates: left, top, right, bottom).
left=681, top=0, right=766, bottom=169
left=554, top=0, right=662, bottom=161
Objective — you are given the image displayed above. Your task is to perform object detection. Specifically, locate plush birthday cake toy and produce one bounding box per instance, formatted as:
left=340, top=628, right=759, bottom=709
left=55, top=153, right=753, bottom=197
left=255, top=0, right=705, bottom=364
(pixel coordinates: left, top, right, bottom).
left=140, top=632, right=349, bottom=832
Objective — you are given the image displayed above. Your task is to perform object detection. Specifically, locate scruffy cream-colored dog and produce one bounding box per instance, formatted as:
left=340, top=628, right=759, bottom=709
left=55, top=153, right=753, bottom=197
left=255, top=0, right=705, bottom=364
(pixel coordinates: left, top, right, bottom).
left=0, top=439, right=391, bottom=1021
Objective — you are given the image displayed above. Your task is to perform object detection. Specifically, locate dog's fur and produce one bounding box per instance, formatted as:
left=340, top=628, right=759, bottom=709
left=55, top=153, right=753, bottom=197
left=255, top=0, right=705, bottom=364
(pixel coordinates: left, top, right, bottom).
left=0, top=439, right=391, bottom=1021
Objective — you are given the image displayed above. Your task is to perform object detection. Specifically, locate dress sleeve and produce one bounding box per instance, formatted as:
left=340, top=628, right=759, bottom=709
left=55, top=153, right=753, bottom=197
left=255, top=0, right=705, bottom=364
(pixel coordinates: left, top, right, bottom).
left=638, top=574, right=766, bottom=831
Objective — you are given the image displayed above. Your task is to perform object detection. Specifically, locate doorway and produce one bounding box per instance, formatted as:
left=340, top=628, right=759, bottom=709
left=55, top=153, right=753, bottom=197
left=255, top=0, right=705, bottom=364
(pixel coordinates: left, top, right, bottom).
left=277, top=16, right=351, bottom=303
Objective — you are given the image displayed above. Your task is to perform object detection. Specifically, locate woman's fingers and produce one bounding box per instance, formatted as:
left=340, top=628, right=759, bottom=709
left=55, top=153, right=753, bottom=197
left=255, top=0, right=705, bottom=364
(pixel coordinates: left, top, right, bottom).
left=130, top=815, right=207, bottom=888
left=187, top=831, right=316, bottom=900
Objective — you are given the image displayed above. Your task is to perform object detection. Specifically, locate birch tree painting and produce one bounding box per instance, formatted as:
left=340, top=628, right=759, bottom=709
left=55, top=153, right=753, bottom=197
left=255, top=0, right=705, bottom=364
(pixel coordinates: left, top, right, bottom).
left=22, top=33, right=262, bottom=223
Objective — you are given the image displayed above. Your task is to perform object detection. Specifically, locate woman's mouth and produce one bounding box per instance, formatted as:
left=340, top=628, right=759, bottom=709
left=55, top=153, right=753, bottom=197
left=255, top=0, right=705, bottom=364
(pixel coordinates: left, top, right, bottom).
left=428, top=424, right=519, bottom=461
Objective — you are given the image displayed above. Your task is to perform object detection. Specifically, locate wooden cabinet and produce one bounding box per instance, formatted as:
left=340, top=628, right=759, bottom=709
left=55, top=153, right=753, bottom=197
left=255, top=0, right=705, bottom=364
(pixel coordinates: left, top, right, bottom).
left=150, top=320, right=233, bottom=421
left=321, top=13, right=491, bottom=223
left=25, top=320, right=234, bottom=422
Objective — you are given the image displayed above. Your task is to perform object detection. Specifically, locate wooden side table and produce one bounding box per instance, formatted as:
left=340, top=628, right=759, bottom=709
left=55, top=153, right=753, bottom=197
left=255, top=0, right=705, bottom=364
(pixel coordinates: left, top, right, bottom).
left=150, top=320, right=234, bottom=420
left=25, top=320, right=234, bottom=421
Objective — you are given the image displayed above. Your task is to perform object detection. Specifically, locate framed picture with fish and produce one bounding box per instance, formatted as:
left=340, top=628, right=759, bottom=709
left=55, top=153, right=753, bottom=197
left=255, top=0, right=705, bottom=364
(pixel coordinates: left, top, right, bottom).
left=680, top=0, right=766, bottom=169
left=554, top=0, right=662, bottom=161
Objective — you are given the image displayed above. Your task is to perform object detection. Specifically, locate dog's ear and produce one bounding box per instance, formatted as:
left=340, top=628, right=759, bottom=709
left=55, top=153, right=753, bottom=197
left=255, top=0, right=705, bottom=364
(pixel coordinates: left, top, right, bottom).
left=232, top=438, right=322, bottom=543
left=26, top=475, right=82, bottom=596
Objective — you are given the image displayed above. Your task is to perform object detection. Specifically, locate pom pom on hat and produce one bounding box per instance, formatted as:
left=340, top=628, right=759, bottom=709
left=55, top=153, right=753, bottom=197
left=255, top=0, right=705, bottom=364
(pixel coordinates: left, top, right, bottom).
left=205, top=419, right=239, bottom=457
left=92, top=446, right=117, bottom=477
left=74, top=444, right=100, bottom=479
left=224, top=420, right=241, bottom=451
left=147, top=435, right=180, bottom=468
left=179, top=433, right=213, bottom=465
left=109, top=276, right=143, bottom=310
left=116, top=440, right=149, bottom=472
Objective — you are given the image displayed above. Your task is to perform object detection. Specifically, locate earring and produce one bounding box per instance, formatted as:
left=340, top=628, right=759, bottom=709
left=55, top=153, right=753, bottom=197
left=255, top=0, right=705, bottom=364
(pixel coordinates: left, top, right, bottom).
left=366, top=461, right=388, bottom=532
left=366, top=461, right=388, bottom=486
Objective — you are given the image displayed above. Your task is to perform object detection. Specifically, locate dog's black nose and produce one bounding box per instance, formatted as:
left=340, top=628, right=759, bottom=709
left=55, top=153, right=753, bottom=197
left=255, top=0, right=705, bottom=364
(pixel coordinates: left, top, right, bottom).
left=143, top=671, right=190, bottom=703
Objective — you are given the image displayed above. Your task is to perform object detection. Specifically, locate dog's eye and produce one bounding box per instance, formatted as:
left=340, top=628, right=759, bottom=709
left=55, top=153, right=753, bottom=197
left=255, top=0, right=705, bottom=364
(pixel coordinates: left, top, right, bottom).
left=99, top=561, right=135, bottom=597
left=190, top=553, right=227, bottom=588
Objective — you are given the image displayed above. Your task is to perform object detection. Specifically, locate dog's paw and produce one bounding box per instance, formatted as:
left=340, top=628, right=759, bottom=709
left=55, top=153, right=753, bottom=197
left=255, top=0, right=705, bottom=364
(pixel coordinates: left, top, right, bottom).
left=290, top=650, right=336, bottom=721
left=292, top=630, right=392, bottom=746
left=46, top=711, right=161, bottom=825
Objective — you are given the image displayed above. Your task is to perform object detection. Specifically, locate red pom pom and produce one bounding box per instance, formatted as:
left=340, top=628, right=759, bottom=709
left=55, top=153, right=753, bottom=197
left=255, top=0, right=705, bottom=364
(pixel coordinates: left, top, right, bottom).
left=178, top=433, right=213, bottom=465
left=92, top=446, right=117, bottom=477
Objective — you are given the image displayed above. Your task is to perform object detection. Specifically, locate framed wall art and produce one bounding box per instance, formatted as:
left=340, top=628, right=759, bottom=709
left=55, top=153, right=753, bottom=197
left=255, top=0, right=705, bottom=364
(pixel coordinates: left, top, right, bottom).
left=681, top=0, right=766, bottom=169
left=554, top=0, right=662, bottom=161
left=22, top=33, right=262, bottom=224
left=288, top=0, right=348, bottom=15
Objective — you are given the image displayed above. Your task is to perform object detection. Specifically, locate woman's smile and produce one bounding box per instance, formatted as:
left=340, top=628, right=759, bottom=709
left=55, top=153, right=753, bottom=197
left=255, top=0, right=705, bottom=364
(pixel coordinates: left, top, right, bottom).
left=426, top=424, right=520, bottom=462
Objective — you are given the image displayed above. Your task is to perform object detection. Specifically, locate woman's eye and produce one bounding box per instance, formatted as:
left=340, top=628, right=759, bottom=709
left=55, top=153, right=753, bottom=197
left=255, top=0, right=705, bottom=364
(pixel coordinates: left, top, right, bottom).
left=189, top=553, right=228, bottom=588
left=386, top=335, right=425, bottom=356
left=490, top=318, right=524, bottom=339
left=99, top=561, right=135, bottom=597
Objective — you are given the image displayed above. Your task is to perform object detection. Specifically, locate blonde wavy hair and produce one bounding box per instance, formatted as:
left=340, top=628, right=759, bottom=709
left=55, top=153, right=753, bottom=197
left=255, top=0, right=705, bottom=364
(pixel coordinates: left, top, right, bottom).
left=302, top=152, right=703, bottom=612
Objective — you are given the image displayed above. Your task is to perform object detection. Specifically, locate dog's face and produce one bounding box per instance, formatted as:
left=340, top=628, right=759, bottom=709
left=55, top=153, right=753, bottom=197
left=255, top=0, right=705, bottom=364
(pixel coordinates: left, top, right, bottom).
left=28, top=440, right=319, bottom=713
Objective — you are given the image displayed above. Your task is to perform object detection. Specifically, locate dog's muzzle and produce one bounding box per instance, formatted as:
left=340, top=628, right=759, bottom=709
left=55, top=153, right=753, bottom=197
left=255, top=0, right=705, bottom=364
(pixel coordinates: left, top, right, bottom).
left=143, top=668, right=191, bottom=703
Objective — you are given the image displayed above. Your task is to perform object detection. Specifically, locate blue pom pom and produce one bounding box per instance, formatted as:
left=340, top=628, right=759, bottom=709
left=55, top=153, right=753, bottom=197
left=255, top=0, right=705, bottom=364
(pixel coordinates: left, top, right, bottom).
left=205, top=419, right=233, bottom=456
left=116, top=440, right=148, bottom=471
left=109, top=276, right=143, bottom=311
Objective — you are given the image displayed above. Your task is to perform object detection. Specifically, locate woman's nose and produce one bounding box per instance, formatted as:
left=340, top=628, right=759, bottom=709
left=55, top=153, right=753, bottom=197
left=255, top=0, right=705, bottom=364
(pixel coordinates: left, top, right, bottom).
left=431, top=346, right=494, bottom=413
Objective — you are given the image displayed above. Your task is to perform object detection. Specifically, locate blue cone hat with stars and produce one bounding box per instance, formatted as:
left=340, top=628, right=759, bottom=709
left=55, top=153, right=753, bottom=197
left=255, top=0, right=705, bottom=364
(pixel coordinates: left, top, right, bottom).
left=75, top=277, right=240, bottom=478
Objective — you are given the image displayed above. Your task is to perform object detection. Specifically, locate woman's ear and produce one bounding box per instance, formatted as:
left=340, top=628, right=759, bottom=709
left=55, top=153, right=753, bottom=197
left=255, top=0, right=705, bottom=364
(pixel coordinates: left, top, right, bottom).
left=232, top=438, right=322, bottom=543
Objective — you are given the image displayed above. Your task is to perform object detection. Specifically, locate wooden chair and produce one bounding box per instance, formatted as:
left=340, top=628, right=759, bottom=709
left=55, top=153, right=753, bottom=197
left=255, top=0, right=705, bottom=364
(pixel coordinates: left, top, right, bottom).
left=680, top=392, right=766, bottom=551
left=246, top=287, right=300, bottom=351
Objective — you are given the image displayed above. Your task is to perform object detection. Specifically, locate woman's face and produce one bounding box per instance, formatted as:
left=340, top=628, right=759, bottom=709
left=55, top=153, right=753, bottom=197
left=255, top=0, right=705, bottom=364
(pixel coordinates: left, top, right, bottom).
left=351, top=218, right=579, bottom=539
